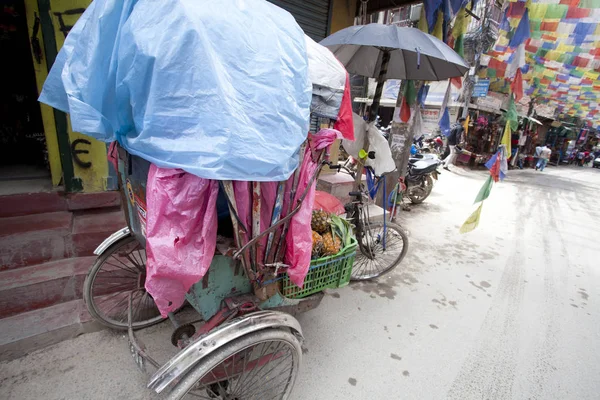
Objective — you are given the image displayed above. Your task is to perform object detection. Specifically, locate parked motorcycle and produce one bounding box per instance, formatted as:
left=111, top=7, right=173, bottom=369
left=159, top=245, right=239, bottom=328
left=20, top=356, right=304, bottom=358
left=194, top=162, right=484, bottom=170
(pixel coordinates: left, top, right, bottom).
left=405, top=154, right=441, bottom=204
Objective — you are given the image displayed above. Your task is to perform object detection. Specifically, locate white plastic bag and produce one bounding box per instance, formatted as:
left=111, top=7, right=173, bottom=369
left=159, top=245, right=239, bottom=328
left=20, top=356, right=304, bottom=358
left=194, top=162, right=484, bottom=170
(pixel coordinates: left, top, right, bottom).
left=342, top=113, right=396, bottom=175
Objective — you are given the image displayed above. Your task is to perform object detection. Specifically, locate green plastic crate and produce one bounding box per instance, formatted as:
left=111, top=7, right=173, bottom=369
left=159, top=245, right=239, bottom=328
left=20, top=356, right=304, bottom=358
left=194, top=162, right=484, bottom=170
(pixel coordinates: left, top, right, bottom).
left=282, top=237, right=357, bottom=299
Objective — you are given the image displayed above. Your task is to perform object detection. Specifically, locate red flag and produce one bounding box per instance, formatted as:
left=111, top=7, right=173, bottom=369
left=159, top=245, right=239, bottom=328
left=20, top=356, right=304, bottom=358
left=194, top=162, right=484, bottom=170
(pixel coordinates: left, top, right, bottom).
left=333, top=72, right=355, bottom=140
left=488, top=154, right=501, bottom=182
left=511, top=68, right=523, bottom=102
left=451, top=76, right=462, bottom=89
left=400, top=97, right=411, bottom=122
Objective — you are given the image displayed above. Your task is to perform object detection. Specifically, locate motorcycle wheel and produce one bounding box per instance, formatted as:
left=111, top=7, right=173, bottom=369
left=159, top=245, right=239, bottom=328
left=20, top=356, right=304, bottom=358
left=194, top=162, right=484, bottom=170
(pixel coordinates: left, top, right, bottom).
left=408, top=175, right=434, bottom=204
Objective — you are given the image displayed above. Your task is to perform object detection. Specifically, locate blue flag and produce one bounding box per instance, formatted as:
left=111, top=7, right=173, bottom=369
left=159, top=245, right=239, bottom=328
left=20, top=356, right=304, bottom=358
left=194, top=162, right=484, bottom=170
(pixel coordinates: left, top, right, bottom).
left=424, top=0, right=443, bottom=33
left=508, top=9, right=530, bottom=48
left=439, top=108, right=451, bottom=136
left=417, top=84, right=430, bottom=106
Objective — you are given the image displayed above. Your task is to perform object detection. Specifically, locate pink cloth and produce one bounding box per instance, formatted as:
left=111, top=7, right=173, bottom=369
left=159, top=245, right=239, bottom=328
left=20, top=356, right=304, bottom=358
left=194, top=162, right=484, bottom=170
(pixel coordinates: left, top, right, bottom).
left=314, top=190, right=345, bottom=215
left=143, top=129, right=343, bottom=314
left=145, top=165, right=219, bottom=316
left=285, top=128, right=342, bottom=287
left=232, top=129, right=342, bottom=288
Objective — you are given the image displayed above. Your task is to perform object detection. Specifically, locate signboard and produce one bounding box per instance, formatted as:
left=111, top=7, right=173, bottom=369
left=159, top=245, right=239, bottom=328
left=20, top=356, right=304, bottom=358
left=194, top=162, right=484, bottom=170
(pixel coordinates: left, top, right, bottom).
left=420, top=107, right=458, bottom=135
left=472, top=79, right=490, bottom=97
left=382, top=79, right=402, bottom=101
left=476, top=92, right=505, bottom=113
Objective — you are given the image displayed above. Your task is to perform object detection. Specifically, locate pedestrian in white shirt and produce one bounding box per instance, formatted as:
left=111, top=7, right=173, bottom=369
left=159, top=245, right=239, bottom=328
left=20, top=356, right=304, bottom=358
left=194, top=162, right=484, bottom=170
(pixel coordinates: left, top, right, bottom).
left=536, top=144, right=551, bottom=171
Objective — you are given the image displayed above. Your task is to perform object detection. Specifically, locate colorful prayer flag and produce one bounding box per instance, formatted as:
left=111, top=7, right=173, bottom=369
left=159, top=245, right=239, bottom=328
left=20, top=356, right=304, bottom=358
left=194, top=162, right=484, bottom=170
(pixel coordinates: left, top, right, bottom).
left=508, top=9, right=530, bottom=48
left=511, top=68, right=524, bottom=102
left=505, top=94, right=519, bottom=131
left=485, top=150, right=505, bottom=182
left=474, top=175, right=494, bottom=204
left=500, top=122, right=512, bottom=160
left=400, top=97, right=411, bottom=122
left=439, top=108, right=451, bottom=136
left=460, top=202, right=484, bottom=234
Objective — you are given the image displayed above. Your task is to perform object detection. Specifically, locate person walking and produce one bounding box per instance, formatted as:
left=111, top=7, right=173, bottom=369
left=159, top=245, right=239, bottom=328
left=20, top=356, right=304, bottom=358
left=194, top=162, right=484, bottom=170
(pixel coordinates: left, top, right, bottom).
left=536, top=144, right=551, bottom=171
left=577, top=150, right=585, bottom=166
left=443, top=117, right=466, bottom=171
left=533, top=143, right=543, bottom=168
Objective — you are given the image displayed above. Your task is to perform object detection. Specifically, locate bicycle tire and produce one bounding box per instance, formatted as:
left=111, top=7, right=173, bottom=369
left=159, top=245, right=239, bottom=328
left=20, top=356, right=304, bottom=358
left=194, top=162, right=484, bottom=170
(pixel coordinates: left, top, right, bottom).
left=83, top=235, right=165, bottom=330
left=351, top=221, right=408, bottom=281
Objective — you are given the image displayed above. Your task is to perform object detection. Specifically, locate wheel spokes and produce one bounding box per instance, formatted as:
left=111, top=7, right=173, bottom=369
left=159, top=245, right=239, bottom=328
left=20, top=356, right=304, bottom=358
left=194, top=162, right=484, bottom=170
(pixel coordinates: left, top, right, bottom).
left=88, top=238, right=161, bottom=327
left=184, top=340, right=296, bottom=400
left=352, top=223, right=406, bottom=280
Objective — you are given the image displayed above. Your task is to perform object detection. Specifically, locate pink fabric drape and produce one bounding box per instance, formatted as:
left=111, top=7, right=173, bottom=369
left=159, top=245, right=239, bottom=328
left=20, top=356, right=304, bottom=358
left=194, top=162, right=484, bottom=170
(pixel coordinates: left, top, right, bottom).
left=284, top=128, right=342, bottom=287
left=145, top=165, right=219, bottom=316
left=143, top=129, right=343, bottom=316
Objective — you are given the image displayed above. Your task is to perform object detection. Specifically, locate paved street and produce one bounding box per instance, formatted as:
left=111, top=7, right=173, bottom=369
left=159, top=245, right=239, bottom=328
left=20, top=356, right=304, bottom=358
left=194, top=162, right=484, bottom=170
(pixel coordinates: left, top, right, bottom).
left=1, top=165, right=599, bottom=400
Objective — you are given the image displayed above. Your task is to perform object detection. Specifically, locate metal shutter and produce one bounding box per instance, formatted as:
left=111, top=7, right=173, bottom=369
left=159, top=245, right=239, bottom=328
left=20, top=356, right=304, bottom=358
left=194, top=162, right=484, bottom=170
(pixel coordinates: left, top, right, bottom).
left=267, top=0, right=332, bottom=41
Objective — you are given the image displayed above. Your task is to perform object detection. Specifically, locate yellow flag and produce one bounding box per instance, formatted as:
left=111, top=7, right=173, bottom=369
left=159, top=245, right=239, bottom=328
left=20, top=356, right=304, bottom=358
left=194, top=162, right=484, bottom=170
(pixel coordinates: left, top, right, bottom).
left=501, top=122, right=511, bottom=157
left=417, top=6, right=428, bottom=33
left=463, top=115, right=470, bottom=137
left=460, top=202, right=484, bottom=234
left=432, top=10, right=443, bottom=40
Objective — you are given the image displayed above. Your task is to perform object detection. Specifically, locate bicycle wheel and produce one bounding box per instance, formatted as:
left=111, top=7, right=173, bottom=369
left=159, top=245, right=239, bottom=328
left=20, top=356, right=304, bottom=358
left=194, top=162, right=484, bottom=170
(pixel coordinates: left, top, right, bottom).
left=168, top=328, right=302, bottom=400
left=83, top=235, right=164, bottom=330
left=351, top=221, right=408, bottom=281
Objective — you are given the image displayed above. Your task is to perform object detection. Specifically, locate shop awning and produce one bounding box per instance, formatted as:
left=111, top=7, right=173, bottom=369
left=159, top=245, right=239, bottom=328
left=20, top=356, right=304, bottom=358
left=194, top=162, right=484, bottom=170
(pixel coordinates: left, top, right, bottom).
left=524, top=116, right=543, bottom=126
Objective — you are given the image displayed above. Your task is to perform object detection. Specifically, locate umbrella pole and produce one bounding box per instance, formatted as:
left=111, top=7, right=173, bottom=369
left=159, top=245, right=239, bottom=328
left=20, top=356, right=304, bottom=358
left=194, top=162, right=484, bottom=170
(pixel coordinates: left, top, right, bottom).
left=354, top=50, right=391, bottom=190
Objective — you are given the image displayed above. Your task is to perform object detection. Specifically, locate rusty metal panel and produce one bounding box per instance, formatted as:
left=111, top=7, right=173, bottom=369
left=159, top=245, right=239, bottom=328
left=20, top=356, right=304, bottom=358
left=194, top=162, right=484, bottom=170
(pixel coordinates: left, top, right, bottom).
left=267, top=0, right=332, bottom=41
left=185, top=256, right=253, bottom=321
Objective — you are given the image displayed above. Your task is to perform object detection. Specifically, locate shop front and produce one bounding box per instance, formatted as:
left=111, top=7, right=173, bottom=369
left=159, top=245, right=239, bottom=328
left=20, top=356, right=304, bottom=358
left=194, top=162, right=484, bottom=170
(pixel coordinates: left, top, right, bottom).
left=455, top=93, right=505, bottom=167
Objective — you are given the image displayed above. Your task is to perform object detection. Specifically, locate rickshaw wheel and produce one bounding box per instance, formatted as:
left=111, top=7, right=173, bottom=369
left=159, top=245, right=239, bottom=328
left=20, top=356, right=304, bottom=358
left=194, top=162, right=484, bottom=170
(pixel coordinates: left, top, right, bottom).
left=83, top=235, right=164, bottom=330
left=168, top=328, right=302, bottom=400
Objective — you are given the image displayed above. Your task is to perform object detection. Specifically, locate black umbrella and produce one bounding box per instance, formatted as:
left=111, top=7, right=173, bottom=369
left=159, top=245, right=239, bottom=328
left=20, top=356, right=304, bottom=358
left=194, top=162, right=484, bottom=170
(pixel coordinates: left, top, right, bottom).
left=320, top=23, right=469, bottom=122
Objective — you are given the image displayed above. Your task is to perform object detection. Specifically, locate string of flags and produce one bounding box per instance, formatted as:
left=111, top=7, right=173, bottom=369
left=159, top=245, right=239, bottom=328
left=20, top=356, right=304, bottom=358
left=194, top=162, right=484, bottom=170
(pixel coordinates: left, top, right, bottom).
left=479, top=0, right=600, bottom=126
left=459, top=146, right=508, bottom=233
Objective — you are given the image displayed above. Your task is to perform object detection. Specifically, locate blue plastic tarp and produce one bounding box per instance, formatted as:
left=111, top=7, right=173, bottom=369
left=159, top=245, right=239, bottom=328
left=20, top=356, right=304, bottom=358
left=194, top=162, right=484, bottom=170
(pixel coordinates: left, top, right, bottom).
left=40, top=0, right=312, bottom=182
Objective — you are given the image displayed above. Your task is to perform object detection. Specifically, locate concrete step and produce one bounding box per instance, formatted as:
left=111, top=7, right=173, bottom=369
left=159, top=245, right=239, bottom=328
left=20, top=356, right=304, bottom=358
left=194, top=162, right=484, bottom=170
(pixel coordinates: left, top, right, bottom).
left=71, top=209, right=127, bottom=257
left=0, top=209, right=126, bottom=270
left=0, top=257, right=95, bottom=319
left=0, top=299, right=102, bottom=361
left=0, top=190, right=121, bottom=218
left=317, top=171, right=367, bottom=205
left=0, top=212, right=73, bottom=271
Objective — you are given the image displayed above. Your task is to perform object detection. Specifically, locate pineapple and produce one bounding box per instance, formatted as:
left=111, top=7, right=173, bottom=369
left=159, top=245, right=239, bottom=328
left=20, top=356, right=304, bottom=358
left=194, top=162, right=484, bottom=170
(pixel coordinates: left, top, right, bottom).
left=311, top=231, right=324, bottom=258
left=321, top=231, right=341, bottom=256
left=311, top=210, right=330, bottom=234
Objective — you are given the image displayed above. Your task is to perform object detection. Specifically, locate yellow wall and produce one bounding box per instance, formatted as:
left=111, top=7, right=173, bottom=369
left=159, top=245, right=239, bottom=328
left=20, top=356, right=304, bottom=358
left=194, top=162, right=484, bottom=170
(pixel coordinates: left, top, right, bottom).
left=23, top=0, right=62, bottom=186
left=330, top=0, right=357, bottom=33
left=25, top=0, right=109, bottom=192
left=49, top=0, right=108, bottom=192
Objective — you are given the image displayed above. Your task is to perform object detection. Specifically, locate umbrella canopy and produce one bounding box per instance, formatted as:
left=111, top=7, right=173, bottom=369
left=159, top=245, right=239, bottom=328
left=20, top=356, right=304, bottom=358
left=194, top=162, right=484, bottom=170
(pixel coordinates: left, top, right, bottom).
left=320, top=24, right=468, bottom=81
